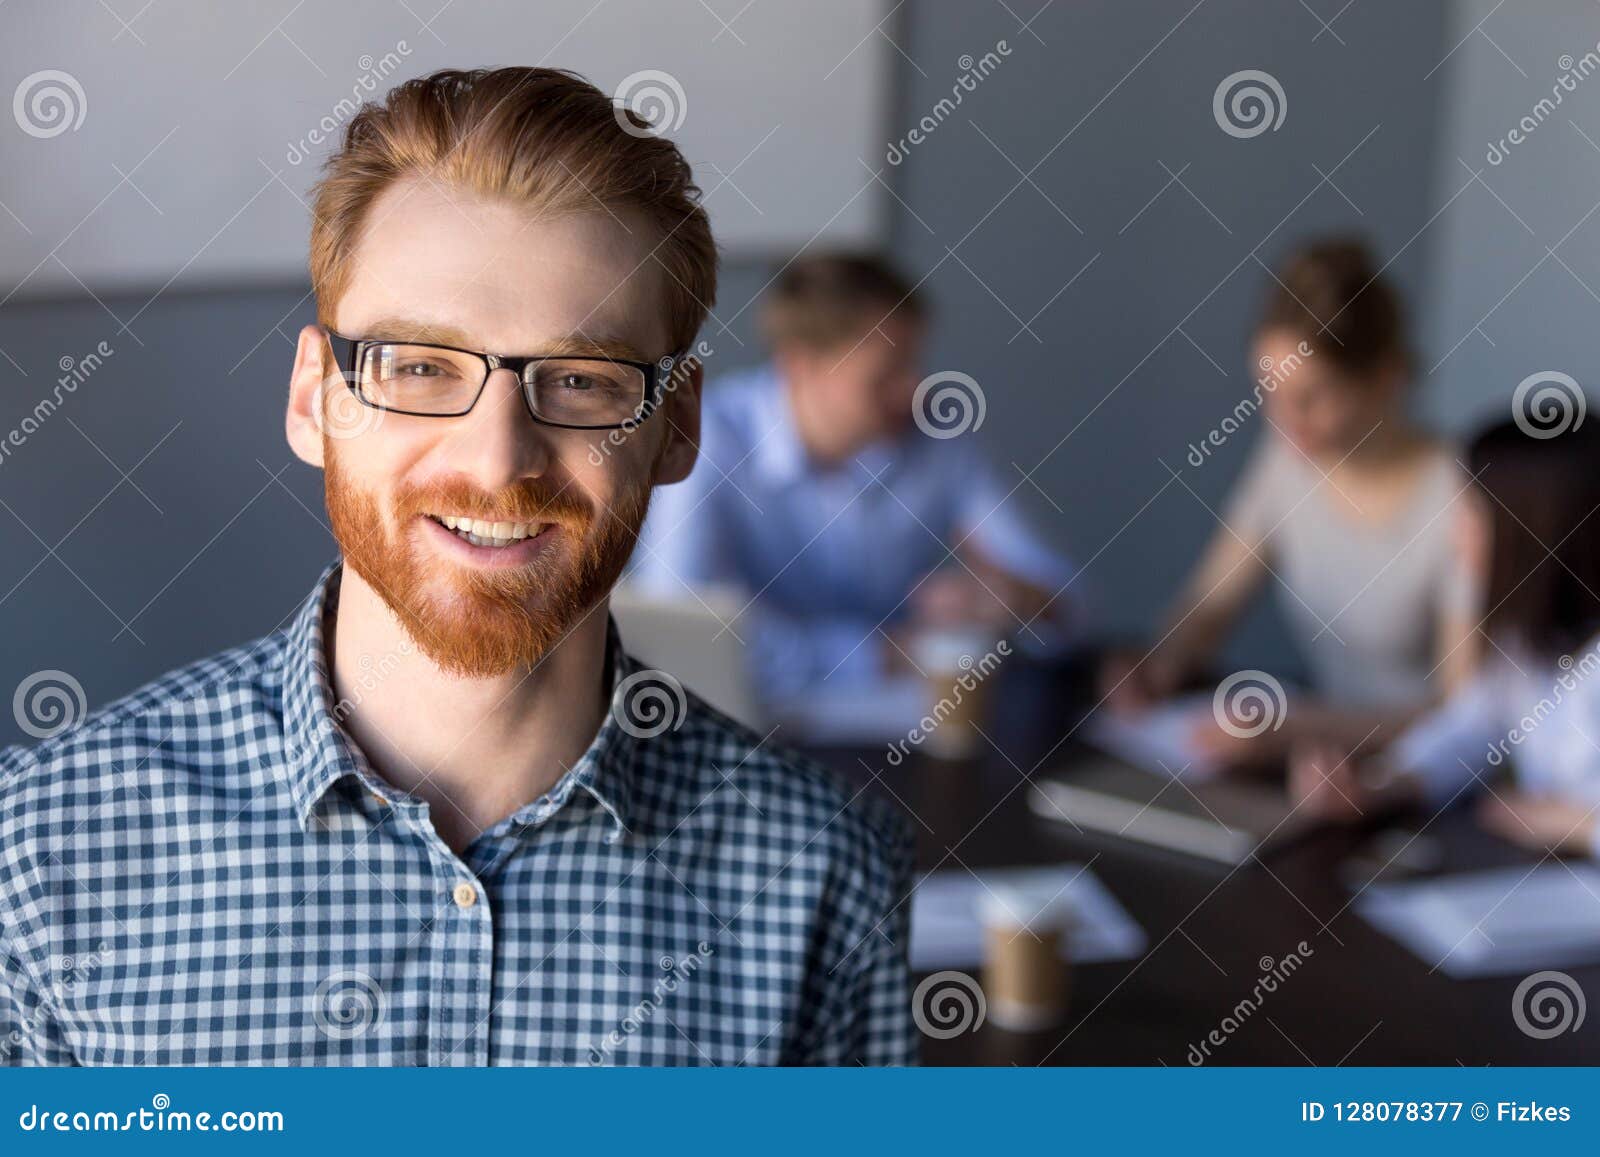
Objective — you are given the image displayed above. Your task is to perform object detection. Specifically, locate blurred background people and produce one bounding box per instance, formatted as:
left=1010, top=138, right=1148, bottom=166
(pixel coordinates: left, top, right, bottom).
left=1293, top=417, right=1600, bottom=856
left=1102, top=238, right=1480, bottom=768
left=631, top=252, right=1079, bottom=711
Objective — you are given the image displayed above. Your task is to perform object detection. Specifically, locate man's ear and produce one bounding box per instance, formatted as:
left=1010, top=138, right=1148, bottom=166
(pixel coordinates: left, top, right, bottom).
left=652, top=358, right=702, bottom=485
left=286, top=325, right=330, bottom=468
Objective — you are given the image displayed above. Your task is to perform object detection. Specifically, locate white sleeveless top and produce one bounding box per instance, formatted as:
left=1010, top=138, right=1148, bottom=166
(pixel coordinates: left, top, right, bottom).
left=1222, top=436, right=1476, bottom=708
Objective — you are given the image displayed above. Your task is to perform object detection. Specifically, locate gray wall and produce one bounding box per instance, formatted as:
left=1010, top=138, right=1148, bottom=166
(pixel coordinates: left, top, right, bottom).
left=1418, top=0, right=1600, bottom=433
left=0, top=1, right=1460, bottom=745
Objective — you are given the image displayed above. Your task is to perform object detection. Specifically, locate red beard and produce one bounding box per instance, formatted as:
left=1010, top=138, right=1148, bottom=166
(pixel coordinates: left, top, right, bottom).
left=323, top=444, right=650, bottom=677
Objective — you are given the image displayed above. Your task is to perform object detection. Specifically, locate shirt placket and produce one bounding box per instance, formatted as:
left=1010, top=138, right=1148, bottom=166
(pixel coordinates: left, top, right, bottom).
left=387, top=799, right=497, bottom=1067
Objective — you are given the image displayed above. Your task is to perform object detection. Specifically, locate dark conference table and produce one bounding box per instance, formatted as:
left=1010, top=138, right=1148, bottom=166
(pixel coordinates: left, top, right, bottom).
left=805, top=660, right=1600, bottom=1066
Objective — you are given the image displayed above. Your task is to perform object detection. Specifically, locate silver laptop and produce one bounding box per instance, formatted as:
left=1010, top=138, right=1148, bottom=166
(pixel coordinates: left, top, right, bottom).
left=608, top=583, right=763, bottom=728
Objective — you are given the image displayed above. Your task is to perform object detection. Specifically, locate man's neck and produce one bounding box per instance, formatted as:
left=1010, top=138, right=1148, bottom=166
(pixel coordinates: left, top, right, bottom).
left=327, top=565, right=611, bottom=855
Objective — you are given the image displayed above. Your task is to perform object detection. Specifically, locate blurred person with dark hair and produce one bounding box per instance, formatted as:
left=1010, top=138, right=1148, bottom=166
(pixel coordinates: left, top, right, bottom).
left=634, top=252, right=1079, bottom=707
left=1102, top=237, right=1479, bottom=767
left=1293, top=415, right=1600, bottom=855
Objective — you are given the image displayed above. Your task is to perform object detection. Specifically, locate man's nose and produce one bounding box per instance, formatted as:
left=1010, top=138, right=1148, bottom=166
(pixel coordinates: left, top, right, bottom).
left=435, top=368, right=550, bottom=490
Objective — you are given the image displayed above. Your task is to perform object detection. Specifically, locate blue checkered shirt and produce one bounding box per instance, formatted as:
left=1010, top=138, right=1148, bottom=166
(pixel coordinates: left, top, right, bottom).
left=0, top=563, right=916, bottom=1066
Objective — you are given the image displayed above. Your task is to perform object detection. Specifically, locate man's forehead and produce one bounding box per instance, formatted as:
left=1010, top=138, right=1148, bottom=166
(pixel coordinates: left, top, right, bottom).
left=337, top=176, right=670, bottom=354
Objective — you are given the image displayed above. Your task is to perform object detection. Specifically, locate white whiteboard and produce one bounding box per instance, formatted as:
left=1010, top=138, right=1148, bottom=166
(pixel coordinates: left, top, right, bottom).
left=0, top=0, right=890, bottom=295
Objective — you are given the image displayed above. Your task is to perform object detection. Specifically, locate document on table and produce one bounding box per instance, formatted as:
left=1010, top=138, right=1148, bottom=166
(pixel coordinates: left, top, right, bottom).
left=1082, top=694, right=1220, bottom=780
left=909, top=863, right=1147, bottom=970
left=1356, top=863, right=1600, bottom=978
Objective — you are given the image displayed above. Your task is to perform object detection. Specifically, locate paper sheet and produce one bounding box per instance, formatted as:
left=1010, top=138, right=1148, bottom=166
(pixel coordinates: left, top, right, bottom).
left=1356, top=863, right=1600, bottom=978
left=1082, top=694, right=1220, bottom=780
left=909, top=863, right=1147, bottom=970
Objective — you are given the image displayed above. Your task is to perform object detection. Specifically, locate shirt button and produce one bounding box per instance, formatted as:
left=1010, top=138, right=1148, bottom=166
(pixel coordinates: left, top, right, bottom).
left=452, top=882, right=478, bottom=909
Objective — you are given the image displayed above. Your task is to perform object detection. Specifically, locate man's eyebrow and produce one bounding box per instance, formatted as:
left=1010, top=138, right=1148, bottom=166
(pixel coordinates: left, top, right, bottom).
left=361, top=316, right=480, bottom=348
left=538, top=334, right=652, bottom=362
left=357, top=317, right=651, bottom=361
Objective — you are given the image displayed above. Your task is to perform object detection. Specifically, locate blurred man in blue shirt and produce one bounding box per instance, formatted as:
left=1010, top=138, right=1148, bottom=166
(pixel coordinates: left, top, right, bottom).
left=634, top=253, right=1079, bottom=706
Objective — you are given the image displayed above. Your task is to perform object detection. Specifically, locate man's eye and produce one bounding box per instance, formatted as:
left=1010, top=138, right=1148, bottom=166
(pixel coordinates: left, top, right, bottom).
left=396, top=361, right=446, bottom=378
left=552, top=373, right=600, bottom=391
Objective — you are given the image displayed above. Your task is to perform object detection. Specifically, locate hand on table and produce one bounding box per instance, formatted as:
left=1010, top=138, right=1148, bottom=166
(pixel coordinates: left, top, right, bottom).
left=1287, top=742, right=1370, bottom=822
left=1476, top=791, right=1598, bottom=855
left=910, top=568, right=1018, bottom=632
left=1096, top=647, right=1181, bottom=715
left=1187, top=711, right=1297, bottom=772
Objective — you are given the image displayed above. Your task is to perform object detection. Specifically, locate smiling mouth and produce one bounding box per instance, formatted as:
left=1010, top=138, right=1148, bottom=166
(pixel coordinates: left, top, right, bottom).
left=425, top=513, right=554, bottom=549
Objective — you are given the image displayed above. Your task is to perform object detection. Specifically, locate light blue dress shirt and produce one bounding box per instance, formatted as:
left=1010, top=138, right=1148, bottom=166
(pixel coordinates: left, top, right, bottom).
left=632, top=364, right=1079, bottom=702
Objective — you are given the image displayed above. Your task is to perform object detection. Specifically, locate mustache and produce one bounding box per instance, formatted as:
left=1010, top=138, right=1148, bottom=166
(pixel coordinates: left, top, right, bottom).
left=396, top=477, right=592, bottom=525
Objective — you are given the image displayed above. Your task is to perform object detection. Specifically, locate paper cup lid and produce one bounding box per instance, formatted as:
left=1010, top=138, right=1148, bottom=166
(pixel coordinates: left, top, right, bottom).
left=910, top=628, right=1001, bottom=671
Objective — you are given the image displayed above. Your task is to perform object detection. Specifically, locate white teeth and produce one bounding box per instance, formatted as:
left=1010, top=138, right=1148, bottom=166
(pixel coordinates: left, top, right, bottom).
left=430, top=514, right=546, bottom=548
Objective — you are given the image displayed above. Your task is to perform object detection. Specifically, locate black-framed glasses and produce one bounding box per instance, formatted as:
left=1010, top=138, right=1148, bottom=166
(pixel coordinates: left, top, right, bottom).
left=327, top=331, right=682, bottom=430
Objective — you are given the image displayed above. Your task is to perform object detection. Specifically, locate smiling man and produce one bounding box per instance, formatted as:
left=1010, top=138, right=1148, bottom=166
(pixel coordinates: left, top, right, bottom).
left=0, top=67, right=915, bottom=1066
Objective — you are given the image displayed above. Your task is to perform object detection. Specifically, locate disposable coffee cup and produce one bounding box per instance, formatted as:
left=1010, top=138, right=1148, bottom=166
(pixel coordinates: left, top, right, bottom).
left=978, top=883, right=1072, bottom=1031
left=908, top=628, right=1001, bottom=759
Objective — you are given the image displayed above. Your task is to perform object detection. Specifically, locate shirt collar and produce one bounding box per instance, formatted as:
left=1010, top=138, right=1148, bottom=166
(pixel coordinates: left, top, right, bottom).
left=279, top=560, right=638, bottom=841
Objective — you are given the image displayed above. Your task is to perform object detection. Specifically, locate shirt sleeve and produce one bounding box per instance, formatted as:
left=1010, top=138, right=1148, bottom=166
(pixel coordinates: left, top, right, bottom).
left=794, top=811, right=918, bottom=1066
left=1220, top=437, right=1291, bottom=549
left=1388, top=667, right=1505, bottom=807
left=1433, top=460, right=1482, bottom=621
left=952, top=442, right=1081, bottom=651
left=955, top=443, right=1077, bottom=594
left=0, top=919, right=74, bottom=1066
